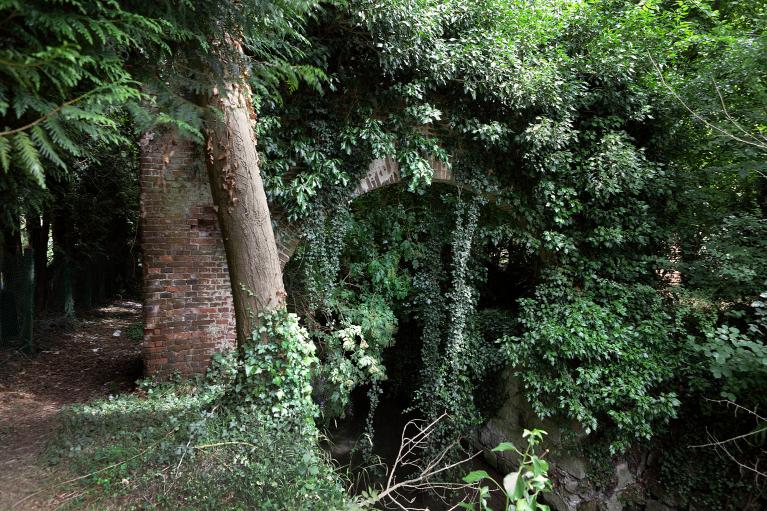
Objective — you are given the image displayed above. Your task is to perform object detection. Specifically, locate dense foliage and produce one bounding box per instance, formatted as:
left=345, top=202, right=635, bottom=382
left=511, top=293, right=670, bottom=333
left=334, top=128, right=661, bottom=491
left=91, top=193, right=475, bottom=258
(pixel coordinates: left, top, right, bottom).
left=268, top=0, right=681, bottom=445
left=265, top=0, right=766, bottom=503
left=2, top=0, right=766, bottom=508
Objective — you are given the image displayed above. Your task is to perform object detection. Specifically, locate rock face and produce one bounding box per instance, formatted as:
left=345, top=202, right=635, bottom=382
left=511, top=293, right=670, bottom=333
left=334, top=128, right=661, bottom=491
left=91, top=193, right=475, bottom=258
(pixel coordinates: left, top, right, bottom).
left=477, top=368, right=674, bottom=511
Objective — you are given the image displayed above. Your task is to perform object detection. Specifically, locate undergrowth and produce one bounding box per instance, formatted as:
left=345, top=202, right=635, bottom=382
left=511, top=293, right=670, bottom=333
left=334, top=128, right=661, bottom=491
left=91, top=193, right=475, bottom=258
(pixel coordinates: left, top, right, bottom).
left=47, top=380, right=354, bottom=510
left=46, top=311, right=359, bottom=510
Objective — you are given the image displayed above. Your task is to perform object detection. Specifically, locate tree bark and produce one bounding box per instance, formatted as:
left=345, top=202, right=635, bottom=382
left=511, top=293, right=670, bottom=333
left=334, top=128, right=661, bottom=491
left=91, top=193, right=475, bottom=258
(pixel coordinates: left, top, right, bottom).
left=204, top=81, right=286, bottom=346
left=1, top=221, right=22, bottom=256
left=51, top=209, right=74, bottom=317
left=28, top=208, right=50, bottom=313
left=0, top=223, right=21, bottom=347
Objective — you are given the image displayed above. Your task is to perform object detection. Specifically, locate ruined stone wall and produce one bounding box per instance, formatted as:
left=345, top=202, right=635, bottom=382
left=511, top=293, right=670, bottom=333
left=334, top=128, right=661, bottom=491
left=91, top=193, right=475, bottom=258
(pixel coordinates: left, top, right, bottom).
left=477, top=370, right=678, bottom=511
left=139, top=131, right=236, bottom=376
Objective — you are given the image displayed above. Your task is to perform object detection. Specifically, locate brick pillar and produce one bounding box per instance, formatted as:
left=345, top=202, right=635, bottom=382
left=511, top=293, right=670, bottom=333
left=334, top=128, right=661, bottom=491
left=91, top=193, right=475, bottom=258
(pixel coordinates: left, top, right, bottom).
left=139, top=130, right=236, bottom=377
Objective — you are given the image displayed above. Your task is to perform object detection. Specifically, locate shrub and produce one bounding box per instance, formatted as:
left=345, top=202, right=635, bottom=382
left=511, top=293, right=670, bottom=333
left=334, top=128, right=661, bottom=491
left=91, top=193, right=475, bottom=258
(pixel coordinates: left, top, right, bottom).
left=502, top=281, right=685, bottom=452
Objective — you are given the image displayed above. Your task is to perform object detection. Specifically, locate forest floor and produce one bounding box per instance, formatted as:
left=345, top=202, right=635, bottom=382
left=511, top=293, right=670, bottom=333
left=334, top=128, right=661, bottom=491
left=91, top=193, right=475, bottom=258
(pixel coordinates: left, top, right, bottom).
left=0, top=301, right=143, bottom=510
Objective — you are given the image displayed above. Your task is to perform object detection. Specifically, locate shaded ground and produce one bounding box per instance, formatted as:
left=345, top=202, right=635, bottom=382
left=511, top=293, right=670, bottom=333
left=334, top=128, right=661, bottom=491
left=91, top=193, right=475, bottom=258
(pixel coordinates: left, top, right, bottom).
left=0, top=301, right=143, bottom=510
left=325, top=390, right=507, bottom=510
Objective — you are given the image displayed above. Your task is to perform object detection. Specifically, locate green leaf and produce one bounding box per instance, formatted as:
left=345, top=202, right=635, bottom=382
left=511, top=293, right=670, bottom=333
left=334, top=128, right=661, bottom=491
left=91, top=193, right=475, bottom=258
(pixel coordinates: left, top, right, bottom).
left=531, top=456, right=549, bottom=476
left=505, top=469, right=527, bottom=500
left=503, top=471, right=519, bottom=496
left=516, top=498, right=533, bottom=511
left=463, top=470, right=490, bottom=484
left=492, top=441, right=517, bottom=452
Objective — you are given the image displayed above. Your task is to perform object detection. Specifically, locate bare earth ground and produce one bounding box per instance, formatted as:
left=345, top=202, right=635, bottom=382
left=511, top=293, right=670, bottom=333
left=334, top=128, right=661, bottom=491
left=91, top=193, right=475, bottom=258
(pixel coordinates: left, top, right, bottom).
left=0, top=301, right=143, bottom=510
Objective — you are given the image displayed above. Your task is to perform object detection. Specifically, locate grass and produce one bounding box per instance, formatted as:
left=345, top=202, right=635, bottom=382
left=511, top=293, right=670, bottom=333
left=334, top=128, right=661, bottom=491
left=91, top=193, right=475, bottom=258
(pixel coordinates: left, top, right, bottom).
left=46, top=379, right=359, bottom=510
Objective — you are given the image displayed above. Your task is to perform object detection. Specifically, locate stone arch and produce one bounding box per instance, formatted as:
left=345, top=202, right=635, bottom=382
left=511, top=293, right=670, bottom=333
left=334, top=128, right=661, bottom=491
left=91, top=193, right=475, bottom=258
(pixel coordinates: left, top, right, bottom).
left=139, top=129, right=454, bottom=376
left=274, top=156, right=455, bottom=268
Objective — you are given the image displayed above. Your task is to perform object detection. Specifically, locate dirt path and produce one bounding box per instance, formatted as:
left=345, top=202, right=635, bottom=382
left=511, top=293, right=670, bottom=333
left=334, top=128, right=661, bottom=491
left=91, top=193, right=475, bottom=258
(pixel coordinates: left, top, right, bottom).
left=0, top=301, right=143, bottom=510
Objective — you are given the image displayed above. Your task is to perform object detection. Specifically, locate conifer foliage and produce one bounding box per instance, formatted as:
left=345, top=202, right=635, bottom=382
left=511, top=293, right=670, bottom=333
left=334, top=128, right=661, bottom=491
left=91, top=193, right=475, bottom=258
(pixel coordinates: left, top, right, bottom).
left=0, top=0, right=323, bottom=186
left=0, top=0, right=175, bottom=184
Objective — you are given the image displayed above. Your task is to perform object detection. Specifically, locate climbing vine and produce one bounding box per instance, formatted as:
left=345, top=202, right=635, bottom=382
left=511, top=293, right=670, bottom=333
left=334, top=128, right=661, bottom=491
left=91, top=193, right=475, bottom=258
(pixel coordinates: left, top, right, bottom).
left=414, top=196, right=488, bottom=447
left=210, top=308, right=319, bottom=434
left=233, top=0, right=766, bottom=493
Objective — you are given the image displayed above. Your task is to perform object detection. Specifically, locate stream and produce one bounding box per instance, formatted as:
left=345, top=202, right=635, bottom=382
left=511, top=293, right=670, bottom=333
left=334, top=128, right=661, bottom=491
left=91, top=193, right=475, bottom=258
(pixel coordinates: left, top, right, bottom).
left=322, top=389, right=507, bottom=510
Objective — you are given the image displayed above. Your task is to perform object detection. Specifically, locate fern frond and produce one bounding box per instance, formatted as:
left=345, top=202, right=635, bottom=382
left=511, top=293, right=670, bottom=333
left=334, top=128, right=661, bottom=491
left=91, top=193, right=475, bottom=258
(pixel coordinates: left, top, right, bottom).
left=31, top=125, right=66, bottom=169
left=44, top=117, right=81, bottom=157
left=125, top=101, right=153, bottom=132
left=61, top=105, right=115, bottom=126
left=13, top=132, right=45, bottom=187
left=155, top=113, right=204, bottom=143
left=0, top=137, right=10, bottom=173
left=0, top=84, right=8, bottom=117
left=12, top=92, right=35, bottom=118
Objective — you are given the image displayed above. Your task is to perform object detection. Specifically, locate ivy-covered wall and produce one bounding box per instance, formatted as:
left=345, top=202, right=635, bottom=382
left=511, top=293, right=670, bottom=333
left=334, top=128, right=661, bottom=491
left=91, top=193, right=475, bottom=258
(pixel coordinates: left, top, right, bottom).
left=139, top=133, right=454, bottom=377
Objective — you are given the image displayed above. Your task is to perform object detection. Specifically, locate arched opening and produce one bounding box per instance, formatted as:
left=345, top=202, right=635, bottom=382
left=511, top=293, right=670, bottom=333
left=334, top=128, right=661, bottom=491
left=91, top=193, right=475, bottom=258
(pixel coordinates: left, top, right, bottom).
left=281, top=176, right=527, bottom=507
left=274, top=156, right=456, bottom=269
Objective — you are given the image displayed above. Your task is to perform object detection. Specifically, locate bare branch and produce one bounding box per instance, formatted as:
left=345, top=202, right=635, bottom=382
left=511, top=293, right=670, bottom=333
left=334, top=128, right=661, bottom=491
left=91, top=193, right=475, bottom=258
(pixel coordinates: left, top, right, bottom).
left=712, top=79, right=761, bottom=143
left=648, top=53, right=767, bottom=157
left=691, top=399, right=767, bottom=484
left=363, top=414, right=484, bottom=511
left=704, top=398, right=767, bottom=422
left=704, top=430, right=767, bottom=480
left=691, top=426, right=767, bottom=449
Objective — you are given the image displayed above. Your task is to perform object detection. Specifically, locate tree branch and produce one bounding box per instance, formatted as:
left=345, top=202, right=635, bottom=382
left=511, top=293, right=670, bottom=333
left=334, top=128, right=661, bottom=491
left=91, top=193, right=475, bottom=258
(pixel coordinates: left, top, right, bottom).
left=0, top=87, right=104, bottom=138
left=648, top=53, right=767, bottom=155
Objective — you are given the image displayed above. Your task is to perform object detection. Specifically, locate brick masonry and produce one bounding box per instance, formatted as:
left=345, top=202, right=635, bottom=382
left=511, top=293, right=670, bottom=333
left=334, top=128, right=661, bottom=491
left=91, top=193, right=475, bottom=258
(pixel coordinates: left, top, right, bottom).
left=139, top=130, right=236, bottom=376
left=140, top=132, right=454, bottom=377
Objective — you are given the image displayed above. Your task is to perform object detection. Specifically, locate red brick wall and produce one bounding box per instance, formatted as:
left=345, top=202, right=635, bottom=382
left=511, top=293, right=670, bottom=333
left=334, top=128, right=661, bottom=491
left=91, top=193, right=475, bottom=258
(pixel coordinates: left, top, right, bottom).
left=139, top=130, right=236, bottom=377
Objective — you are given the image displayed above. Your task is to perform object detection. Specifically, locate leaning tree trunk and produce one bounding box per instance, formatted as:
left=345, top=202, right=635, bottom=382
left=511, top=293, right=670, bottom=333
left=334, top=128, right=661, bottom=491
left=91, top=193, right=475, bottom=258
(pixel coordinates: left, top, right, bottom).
left=204, top=81, right=286, bottom=346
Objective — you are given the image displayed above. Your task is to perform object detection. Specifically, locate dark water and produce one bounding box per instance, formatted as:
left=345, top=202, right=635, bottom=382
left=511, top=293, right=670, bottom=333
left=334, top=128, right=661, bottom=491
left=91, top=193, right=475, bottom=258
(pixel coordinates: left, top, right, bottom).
left=321, top=390, right=507, bottom=510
